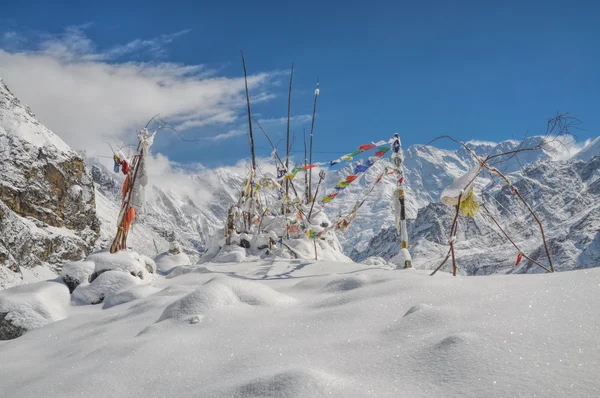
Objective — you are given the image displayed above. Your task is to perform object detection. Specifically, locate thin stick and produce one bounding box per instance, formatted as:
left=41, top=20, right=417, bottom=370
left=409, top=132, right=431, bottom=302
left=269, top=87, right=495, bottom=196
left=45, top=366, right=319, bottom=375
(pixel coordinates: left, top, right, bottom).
left=314, top=239, right=318, bottom=260
left=481, top=203, right=552, bottom=273
left=304, top=128, right=309, bottom=202
left=308, top=79, right=319, bottom=199
left=285, top=62, right=294, bottom=209
left=241, top=51, right=256, bottom=173
left=451, top=203, right=459, bottom=276
left=251, top=115, right=301, bottom=202
left=308, top=170, right=325, bottom=221
left=430, top=192, right=462, bottom=276
left=483, top=165, right=554, bottom=272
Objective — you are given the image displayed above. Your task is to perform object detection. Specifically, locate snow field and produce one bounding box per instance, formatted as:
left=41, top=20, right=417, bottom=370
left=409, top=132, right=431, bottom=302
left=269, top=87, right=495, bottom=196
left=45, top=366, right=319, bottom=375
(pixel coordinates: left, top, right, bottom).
left=0, top=259, right=599, bottom=397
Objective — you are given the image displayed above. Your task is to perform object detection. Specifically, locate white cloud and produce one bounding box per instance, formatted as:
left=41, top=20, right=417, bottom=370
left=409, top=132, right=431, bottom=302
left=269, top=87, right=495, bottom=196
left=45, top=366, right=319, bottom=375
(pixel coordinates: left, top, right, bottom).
left=544, top=134, right=589, bottom=161
left=211, top=129, right=246, bottom=141
left=0, top=27, right=277, bottom=156
left=465, top=139, right=498, bottom=147
left=257, top=114, right=312, bottom=126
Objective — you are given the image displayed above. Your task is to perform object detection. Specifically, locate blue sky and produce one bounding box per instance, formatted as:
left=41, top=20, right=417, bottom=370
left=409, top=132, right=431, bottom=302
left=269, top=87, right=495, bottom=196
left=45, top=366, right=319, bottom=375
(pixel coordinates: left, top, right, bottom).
left=2, top=0, right=599, bottom=167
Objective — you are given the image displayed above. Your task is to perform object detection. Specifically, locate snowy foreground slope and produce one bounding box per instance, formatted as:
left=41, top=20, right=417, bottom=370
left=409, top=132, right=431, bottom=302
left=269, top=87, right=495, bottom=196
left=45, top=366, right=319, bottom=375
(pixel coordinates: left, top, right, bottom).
left=1, top=260, right=599, bottom=397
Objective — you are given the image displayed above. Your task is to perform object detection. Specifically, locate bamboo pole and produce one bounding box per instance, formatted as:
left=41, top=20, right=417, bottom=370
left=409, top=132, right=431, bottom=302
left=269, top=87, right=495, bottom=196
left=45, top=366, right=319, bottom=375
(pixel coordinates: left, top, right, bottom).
left=308, top=80, right=319, bottom=199
left=304, top=128, right=309, bottom=202
left=308, top=170, right=325, bottom=221
left=251, top=115, right=301, bottom=201
left=285, top=62, right=294, bottom=210
left=241, top=51, right=256, bottom=173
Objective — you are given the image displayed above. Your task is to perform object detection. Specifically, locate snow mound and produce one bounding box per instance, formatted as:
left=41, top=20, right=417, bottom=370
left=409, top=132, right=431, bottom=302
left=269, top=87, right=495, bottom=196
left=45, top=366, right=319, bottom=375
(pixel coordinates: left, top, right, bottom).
left=156, top=276, right=296, bottom=324
left=102, top=285, right=161, bottom=309
left=360, top=256, right=389, bottom=266
left=231, top=369, right=353, bottom=397
left=87, top=249, right=155, bottom=280
left=165, top=265, right=212, bottom=279
left=322, top=274, right=374, bottom=292
left=211, top=244, right=258, bottom=263
left=72, top=270, right=140, bottom=305
left=59, top=261, right=95, bottom=293
left=0, top=281, right=70, bottom=339
left=154, top=251, right=191, bottom=273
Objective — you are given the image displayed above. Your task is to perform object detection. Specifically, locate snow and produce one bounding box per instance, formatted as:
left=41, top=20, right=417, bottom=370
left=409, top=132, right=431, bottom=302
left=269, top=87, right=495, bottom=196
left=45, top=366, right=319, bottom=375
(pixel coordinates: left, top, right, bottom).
left=154, top=251, right=192, bottom=273
left=72, top=270, right=141, bottom=305
left=574, top=136, right=600, bottom=161
left=60, top=261, right=95, bottom=285
left=0, top=80, right=73, bottom=160
left=87, top=249, right=154, bottom=278
left=102, top=284, right=161, bottom=309
left=1, top=260, right=599, bottom=397
left=0, top=281, right=70, bottom=331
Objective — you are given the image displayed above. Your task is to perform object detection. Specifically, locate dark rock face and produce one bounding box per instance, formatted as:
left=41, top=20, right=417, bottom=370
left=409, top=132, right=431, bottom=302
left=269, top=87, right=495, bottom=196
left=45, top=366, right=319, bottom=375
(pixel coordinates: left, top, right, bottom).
left=0, top=312, right=26, bottom=340
left=0, top=80, right=99, bottom=283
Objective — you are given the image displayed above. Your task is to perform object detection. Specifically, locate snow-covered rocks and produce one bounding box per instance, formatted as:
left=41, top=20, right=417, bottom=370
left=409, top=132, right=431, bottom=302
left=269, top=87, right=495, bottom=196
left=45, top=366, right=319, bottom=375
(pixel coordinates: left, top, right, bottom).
left=73, top=270, right=141, bottom=305
left=87, top=249, right=155, bottom=281
left=0, top=281, right=70, bottom=340
left=70, top=250, right=156, bottom=305
left=59, top=261, right=95, bottom=293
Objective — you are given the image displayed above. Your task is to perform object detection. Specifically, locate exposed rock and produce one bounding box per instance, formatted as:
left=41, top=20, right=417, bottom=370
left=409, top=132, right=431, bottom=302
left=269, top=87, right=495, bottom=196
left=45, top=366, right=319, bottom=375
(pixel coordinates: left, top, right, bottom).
left=0, top=312, right=26, bottom=340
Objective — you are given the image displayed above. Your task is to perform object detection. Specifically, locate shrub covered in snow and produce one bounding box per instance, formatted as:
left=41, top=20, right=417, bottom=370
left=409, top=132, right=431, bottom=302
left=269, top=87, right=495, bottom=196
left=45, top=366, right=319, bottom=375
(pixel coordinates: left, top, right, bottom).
left=201, top=203, right=351, bottom=264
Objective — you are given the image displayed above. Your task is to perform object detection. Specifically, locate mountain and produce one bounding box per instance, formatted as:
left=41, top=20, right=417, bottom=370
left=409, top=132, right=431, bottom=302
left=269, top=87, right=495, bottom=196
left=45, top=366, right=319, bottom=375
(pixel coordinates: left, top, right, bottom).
left=0, top=80, right=99, bottom=288
left=575, top=136, right=600, bottom=161
left=1, top=78, right=598, bottom=287
left=352, top=155, right=600, bottom=274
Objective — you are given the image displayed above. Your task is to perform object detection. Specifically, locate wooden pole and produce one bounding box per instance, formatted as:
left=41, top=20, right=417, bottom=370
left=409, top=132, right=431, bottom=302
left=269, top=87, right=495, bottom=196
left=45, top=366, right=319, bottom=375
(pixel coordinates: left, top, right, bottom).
left=285, top=62, right=294, bottom=211
left=308, top=170, right=325, bottom=221
left=430, top=192, right=462, bottom=276
left=304, top=128, right=309, bottom=202
left=241, top=51, right=256, bottom=173
left=251, top=116, right=301, bottom=200
left=308, top=80, right=319, bottom=199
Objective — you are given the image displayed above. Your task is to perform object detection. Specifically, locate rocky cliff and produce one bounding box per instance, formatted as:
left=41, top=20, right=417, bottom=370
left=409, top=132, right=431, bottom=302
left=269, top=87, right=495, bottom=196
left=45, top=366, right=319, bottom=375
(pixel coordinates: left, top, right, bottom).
left=0, top=80, right=99, bottom=288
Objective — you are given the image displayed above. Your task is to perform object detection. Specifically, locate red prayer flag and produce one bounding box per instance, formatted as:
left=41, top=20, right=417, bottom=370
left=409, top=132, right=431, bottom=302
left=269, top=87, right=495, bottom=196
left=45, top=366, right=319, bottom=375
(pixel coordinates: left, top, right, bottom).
left=515, top=252, right=523, bottom=266
left=358, top=144, right=376, bottom=151
left=375, top=151, right=386, bottom=158
left=303, top=164, right=316, bottom=170
left=345, top=175, right=358, bottom=183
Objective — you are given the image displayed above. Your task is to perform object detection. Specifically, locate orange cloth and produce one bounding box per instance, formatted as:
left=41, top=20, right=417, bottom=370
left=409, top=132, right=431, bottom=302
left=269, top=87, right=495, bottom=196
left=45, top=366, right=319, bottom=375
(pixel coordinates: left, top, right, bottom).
left=124, top=207, right=136, bottom=232
left=122, top=177, right=130, bottom=200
